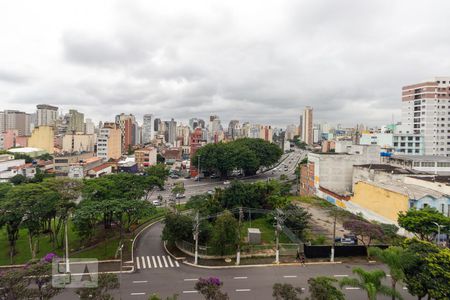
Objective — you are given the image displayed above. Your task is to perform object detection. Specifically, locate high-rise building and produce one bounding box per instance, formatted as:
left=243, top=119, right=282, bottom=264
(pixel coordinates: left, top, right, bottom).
left=398, top=76, right=450, bottom=156
left=85, top=118, right=95, bottom=134
left=97, top=122, right=122, bottom=160
left=228, top=120, right=240, bottom=140
left=302, top=106, right=313, bottom=145
left=168, top=118, right=177, bottom=145
left=62, top=133, right=95, bottom=153
left=142, top=114, right=154, bottom=144
left=154, top=118, right=161, bottom=132
left=299, top=115, right=303, bottom=140
left=115, top=113, right=137, bottom=153
left=67, top=109, right=85, bottom=133
left=1, top=110, right=31, bottom=136
left=37, top=104, right=58, bottom=127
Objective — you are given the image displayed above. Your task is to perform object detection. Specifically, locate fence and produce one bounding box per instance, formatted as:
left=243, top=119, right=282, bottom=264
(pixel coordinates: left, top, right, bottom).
left=304, top=244, right=389, bottom=258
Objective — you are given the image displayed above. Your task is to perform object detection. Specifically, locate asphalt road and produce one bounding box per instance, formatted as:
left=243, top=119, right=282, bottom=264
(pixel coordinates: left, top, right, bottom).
left=148, top=149, right=305, bottom=203
left=56, top=221, right=415, bottom=300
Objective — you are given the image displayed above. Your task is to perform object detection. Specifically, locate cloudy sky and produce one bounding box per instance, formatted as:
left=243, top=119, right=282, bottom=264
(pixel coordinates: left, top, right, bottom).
left=1, top=0, right=450, bottom=128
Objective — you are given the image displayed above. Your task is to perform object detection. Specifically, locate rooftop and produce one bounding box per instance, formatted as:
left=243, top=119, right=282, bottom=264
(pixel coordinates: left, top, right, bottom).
left=409, top=176, right=450, bottom=185
left=355, top=164, right=431, bottom=175
left=389, top=155, right=450, bottom=162
left=8, top=147, right=44, bottom=153
left=363, top=180, right=447, bottom=199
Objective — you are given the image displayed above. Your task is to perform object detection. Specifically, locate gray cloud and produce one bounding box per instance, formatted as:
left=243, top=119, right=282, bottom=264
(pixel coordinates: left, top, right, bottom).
left=1, top=0, right=450, bottom=128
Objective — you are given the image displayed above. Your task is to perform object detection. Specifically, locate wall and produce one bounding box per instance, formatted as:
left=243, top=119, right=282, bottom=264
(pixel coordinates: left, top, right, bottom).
left=351, top=181, right=409, bottom=223
left=28, top=126, right=54, bottom=153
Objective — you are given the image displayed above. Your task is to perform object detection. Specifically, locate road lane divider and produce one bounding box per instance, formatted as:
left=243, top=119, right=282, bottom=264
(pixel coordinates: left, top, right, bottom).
left=235, top=289, right=251, bottom=292
left=233, top=276, right=248, bottom=279
left=182, top=290, right=198, bottom=294
left=283, top=275, right=297, bottom=278
left=133, top=281, right=148, bottom=284
left=184, top=278, right=198, bottom=281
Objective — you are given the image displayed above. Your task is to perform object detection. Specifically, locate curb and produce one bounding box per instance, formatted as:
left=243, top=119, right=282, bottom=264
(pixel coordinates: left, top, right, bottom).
left=163, top=241, right=186, bottom=261
left=182, top=260, right=343, bottom=269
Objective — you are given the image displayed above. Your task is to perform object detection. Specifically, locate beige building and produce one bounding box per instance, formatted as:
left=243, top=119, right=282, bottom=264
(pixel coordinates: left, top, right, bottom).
left=28, top=126, right=54, bottom=153
left=135, top=147, right=157, bottom=169
left=302, top=106, right=313, bottom=145
left=62, top=133, right=95, bottom=153
left=97, top=123, right=122, bottom=160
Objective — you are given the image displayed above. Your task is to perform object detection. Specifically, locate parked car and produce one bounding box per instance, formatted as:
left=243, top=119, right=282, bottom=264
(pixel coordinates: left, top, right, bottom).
left=175, top=193, right=186, bottom=199
left=207, top=190, right=214, bottom=195
left=152, top=200, right=162, bottom=206
left=223, top=180, right=231, bottom=185
left=334, top=237, right=357, bottom=245
left=169, top=174, right=179, bottom=179
left=210, top=174, right=219, bottom=179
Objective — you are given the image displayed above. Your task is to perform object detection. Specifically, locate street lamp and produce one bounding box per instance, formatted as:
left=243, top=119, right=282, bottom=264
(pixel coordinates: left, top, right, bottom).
left=432, top=222, right=446, bottom=246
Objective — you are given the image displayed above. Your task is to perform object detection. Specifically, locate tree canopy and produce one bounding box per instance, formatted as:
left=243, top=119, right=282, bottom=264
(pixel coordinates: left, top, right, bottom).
left=398, top=207, right=450, bottom=241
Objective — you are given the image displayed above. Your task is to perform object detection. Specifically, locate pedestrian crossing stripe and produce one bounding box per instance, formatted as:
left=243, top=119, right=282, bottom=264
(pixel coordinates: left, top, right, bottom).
left=135, top=256, right=181, bottom=269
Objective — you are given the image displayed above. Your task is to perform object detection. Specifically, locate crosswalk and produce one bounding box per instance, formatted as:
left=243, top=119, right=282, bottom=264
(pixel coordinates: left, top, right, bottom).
left=135, top=255, right=180, bottom=270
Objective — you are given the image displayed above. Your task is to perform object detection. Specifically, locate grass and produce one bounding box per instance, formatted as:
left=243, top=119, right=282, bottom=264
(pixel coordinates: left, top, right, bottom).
left=0, top=209, right=167, bottom=266
left=240, top=216, right=291, bottom=244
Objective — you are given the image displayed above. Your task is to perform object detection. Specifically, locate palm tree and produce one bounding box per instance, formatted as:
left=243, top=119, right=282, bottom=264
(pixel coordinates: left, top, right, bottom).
left=369, top=246, right=412, bottom=300
left=339, top=268, right=403, bottom=300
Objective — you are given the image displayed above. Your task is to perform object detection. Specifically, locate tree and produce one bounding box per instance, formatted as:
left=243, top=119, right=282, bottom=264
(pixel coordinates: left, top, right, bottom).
left=272, top=283, right=302, bottom=300
left=171, top=182, right=185, bottom=198
left=307, top=277, right=345, bottom=300
left=339, top=268, right=403, bottom=300
left=210, top=210, right=239, bottom=255
left=76, top=273, right=119, bottom=300
left=194, top=277, right=229, bottom=300
left=402, top=239, right=441, bottom=299
left=24, top=260, right=62, bottom=300
left=424, top=248, right=450, bottom=299
left=0, top=268, right=28, bottom=299
left=398, top=207, right=450, bottom=241
left=283, top=204, right=310, bottom=240
left=9, top=174, right=27, bottom=185
left=0, top=192, right=23, bottom=263
left=144, top=164, right=170, bottom=182
left=343, top=220, right=383, bottom=258
left=369, top=246, right=413, bottom=300
left=161, top=212, right=193, bottom=243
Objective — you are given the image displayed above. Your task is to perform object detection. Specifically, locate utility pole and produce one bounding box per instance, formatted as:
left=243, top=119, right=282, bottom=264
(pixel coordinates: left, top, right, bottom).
left=64, top=217, right=70, bottom=274
left=118, top=244, right=124, bottom=300
left=193, top=211, right=200, bottom=265
left=236, top=207, right=243, bottom=265
left=274, top=209, right=284, bottom=264
left=331, top=210, right=337, bottom=262
left=433, top=222, right=446, bottom=246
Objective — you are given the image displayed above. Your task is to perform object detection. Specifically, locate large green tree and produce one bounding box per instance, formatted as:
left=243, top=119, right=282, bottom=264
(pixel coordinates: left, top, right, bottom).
left=398, top=207, right=450, bottom=241
left=210, top=210, right=239, bottom=255
left=162, top=212, right=193, bottom=243
left=424, top=248, right=450, bottom=299
left=339, top=268, right=403, bottom=300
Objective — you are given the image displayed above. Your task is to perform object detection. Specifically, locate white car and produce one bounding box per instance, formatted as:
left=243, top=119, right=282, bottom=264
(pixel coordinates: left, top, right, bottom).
left=152, top=200, right=162, bottom=206
left=223, top=180, right=231, bottom=185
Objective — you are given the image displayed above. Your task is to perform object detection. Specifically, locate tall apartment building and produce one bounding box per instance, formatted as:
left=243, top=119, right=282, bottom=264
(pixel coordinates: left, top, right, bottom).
left=67, top=109, right=85, bottom=133
left=115, top=113, right=137, bottom=153
left=37, top=104, right=58, bottom=127
left=168, top=118, right=177, bottom=145
left=302, top=106, right=313, bottom=145
left=400, top=77, right=450, bottom=156
left=0, top=110, right=31, bottom=136
left=85, top=118, right=95, bottom=134
left=142, top=114, right=154, bottom=144
left=97, top=122, right=122, bottom=160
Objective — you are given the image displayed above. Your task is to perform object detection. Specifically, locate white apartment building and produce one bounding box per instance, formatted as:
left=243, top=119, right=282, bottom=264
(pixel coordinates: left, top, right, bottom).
left=401, top=77, right=450, bottom=156
left=142, top=114, right=154, bottom=144
left=37, top=104, right=58, bottom=127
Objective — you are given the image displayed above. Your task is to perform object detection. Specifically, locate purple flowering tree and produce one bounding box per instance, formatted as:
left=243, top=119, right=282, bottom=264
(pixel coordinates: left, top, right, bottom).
left=194, top=277, right=229, bottom=300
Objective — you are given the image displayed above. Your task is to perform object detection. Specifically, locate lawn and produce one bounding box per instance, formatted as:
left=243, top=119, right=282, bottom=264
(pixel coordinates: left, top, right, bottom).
left=240, top=216, right=291, bottom=244
left=0, top=208, right=167, bottom=266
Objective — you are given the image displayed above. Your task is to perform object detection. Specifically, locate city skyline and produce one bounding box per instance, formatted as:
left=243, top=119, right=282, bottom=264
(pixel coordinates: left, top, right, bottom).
left=2, top=1, right=450, bottom=127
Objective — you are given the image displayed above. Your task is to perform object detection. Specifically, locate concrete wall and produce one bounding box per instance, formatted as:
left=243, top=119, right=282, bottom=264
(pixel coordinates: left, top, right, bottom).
left=351, top=181, right=409, bottom=223
left=28, top=126, right=54, bottom=153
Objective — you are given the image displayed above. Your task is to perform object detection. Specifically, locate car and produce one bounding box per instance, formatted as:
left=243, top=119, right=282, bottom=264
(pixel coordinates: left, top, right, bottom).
left=152, top=200, right=162, bottom=206
left=169, top=174, right=179, bottom=179
left=175, top=193, right=186, bottom=199
left=184, top=175, right=191, bottom=179
left=334, top=237, right=357, bottom=245
left=210, top=174, right=219, bottom=179
left=207, top=190, right=214, bottom=195
left=223, top=180, right=231, bottom=185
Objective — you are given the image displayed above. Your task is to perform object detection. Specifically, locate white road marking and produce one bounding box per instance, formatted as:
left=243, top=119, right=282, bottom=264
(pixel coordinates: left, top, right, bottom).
left=236, top=289, right=251, bottom=292
left=133, top=281, right=148, bottom=284
left=157, top=256, right=163, bottom=268
left=333, top=275, right=348, bottom=277
left=162, top=256, right=169, bottom=267
left=233, top=276, right=248, bottom=279
left=184, top=278, right=198, bottom=281
left=146, top=256, right=151, bottom=268
left=283, top=275, right=297, bottom=278
left=152, top=256, right=157, bottom=268
left=345, top=287, right=360, bottom=290
left=175, top=260, right=180, bottom=267
left=403, top=287, right=408, bottom=290
left=167, top=256, right=174, bottom=267
left=182, top=290, right=198, bottom=294
left=131, top=292, right=146, bottom=295
left=141, top=256, right=146, bottom=269
left=387, top=274, right=391, bottom=277
left=136, top=257, right=140, bottom=269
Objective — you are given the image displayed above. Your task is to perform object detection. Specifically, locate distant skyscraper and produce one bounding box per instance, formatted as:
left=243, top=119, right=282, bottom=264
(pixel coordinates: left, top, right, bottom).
left=198, top=119, right=205, bottom=129
left=168, top=118, right=177, bottom=145
left=115, top=113, right=137, bottom=153
left=1, top=110, right=31, bottom=136
left=299, top=115, right=303, bottom=140
left=154, top=118, right=161, bottom=132
left=142, top=114, right=154, bottom=144
left=68, top=109, right=84, bottom=133
left=302, top=106, right=313, bottom=145
left=37, top=104, right=58, bottom=127
left=85, top=118, right=95, bottom=134
left=228, top=120, right=240, bottom=140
